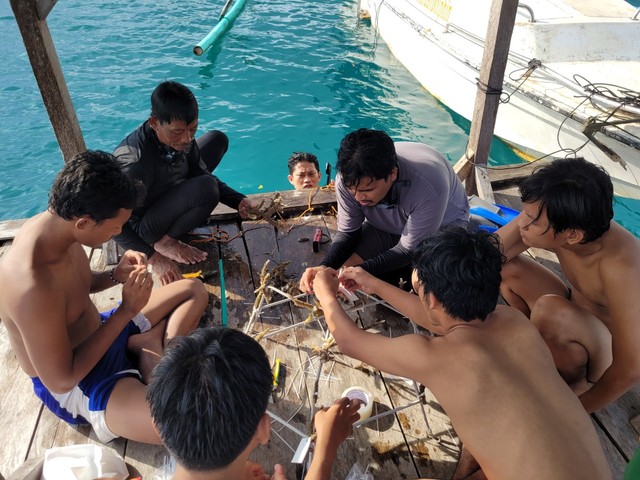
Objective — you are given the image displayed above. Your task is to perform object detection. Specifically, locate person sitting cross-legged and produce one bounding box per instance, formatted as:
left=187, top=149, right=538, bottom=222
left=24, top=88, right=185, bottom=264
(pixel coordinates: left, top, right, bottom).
left=114, top=80, right=255, bottom=285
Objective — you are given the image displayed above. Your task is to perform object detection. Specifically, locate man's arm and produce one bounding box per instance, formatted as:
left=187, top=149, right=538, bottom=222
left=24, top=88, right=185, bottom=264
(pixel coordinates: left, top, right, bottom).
left=339, top=266, right=429, bottom=328
left=305, top=397, right=361, bottom=480
left=313, top=269, right=433, bottom=380
left=14, top=267, right=152, bottom=393
left=359, top=243, right=411, bottom=276
left=320, top=230, right=362, bottom=270
left=579, top=260, right=640, bottom=412
left=217, top=178, right=247, bottom=211
left=495, top=213, right=528, bottom=261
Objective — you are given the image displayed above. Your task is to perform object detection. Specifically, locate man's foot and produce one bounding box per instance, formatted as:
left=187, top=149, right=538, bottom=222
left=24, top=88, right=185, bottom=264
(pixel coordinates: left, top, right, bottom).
left=128, top=320, right=167, bottom=383
left=154, top=235, right=207, bottom=264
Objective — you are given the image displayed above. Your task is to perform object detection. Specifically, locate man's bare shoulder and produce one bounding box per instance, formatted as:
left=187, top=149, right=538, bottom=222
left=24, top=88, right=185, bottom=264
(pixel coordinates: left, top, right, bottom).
left=602, top=222, right=640, bottom=261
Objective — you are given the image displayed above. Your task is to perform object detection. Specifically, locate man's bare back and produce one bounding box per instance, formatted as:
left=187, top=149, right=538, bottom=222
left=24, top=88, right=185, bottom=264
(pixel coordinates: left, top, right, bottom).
left=416, top=307, right=610, bottom=480
left=0, top=213, right=105, bottom=378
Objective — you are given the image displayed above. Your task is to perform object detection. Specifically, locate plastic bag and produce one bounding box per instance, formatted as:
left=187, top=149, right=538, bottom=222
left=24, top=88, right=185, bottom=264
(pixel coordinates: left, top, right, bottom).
left=43, top=444, right=128, bottom=480
left=345, top=462, right=374, bottom=480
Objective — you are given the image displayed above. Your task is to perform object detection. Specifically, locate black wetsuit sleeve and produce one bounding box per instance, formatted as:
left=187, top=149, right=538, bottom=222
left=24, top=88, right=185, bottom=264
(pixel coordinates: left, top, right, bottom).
left=113, top=222, right=155, bottom=258
left=320, top=229, right=362, bottom=269
left=217, top=178, right=247, bottom=210
left=359, top=243, right=412, bottom=276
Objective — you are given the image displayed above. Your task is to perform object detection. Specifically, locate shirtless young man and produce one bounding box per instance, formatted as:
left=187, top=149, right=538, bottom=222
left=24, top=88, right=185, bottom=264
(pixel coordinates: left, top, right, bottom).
left=497, top=157, right=640, bottom=413
left=0, top=151, right=208, bottom=444
left=312, top=227, right=611, bottom=480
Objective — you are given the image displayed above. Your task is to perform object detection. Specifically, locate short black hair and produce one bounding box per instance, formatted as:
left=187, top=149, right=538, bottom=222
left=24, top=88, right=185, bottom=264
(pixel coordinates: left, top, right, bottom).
left=48, top=150, right=141, bottom=222
left=288, top=152, right=319, bottom=174
left=147, top=327, right=272, bottom=472
left=336, top=129, right=397, bottom=188
left=519, top=157, right=613, bottom=243
left=150, top=81, right=198, bottom=125
left=413, top=227, right=504, bottom=322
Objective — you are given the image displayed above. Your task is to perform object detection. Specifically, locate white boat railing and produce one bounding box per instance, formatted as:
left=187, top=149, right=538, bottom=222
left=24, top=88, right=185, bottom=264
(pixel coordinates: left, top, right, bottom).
left=517, top=3, right=535, bottom=23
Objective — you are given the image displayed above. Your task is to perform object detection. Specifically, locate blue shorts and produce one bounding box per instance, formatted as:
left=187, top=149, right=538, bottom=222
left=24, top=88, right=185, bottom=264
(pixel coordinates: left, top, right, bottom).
left=31, top=309, right=151, bottom=443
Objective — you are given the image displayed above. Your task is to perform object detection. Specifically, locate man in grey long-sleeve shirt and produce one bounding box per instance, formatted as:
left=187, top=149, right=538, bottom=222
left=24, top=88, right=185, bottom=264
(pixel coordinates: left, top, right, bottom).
left=300, top=128, right=469, bottom=293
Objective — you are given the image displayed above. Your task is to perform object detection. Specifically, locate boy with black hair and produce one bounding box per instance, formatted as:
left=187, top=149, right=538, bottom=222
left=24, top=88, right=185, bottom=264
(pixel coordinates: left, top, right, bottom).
left=114, top=81, right=255, bottom=285
left=497, top=157, right=640, bottom=413
left=300, top=128, right=468, bottom=292
left=287, top=152, right=322, bottom=190
left=313, top=227, right=611, bottom=480
left=147, top=326, right=361, bottom=480
left=0, top=151, right=208, bottom=444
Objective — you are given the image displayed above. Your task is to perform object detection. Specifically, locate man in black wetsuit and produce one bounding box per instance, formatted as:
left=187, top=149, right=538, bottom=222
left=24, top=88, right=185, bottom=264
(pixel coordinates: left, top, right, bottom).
left=114, top=81, right=252, bottom=285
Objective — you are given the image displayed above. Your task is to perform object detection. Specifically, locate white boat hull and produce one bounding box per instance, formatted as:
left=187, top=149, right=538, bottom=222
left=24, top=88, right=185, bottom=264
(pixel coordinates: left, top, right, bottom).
left=360, top=0, right=640, bottom=198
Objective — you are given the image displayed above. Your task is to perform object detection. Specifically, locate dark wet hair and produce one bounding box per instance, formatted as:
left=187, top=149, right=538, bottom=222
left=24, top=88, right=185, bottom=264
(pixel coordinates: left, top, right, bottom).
left=150, top=81, right=198, bottom=125
left=48, top=150, right=141, bottom=222
left=519, top=157, right=613, bottom=243
left=147, top=327, right=272, bottom=472
left=413, top=227, right=504, bottom=322
left=288, top=152, right=319, bottom=174
left=336, top=129, right=397, bottom=188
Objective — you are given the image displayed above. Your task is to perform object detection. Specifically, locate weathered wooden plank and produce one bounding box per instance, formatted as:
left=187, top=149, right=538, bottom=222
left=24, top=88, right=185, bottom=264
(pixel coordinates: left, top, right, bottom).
left=593, top=386, right=640, bottom=460
left=488, top=160, right=550, bottom=189
left=298, top=322, right=419, bottom=479
left=593, top=419, right=628, bottom=480
left=242, top=221, right=280, bottom=286
left=0, top=219, right=27, bottom=242
left=210, top=189, right=337, bottom=221
left=275, top=214, right=329, bottom=283
left=0, top=321, right=44, bottom=477
left=250, top=329, right=310, bottom=478
left=217, top=221, right=256, bottom=330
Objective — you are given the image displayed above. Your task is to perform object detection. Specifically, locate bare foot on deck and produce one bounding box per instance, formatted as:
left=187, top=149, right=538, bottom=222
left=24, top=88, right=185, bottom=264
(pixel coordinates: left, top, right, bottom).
left=128, top=320, right=167, bottom=384
left=154, top=235, right=207, bottom=264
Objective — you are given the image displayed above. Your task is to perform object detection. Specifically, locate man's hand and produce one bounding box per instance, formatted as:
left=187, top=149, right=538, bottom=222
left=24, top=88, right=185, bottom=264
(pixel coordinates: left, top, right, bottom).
left=338, top=266, right=379, bottom=295
left=238, top=198, right=259, bottom=220
left=120, top=265, right=153, bottom=316
left=148, top=253, right=182, bottom=286
left=311, top=268, right=339, bottom=303
left=299, top=266, right=328, bottom=294
left=268, top=464, right=287, bottom=480
left=242, top=462, right=288, bottom=480
left=112, top=250, right=147, bottom=283
left=314, top=397, right=361, bottom=449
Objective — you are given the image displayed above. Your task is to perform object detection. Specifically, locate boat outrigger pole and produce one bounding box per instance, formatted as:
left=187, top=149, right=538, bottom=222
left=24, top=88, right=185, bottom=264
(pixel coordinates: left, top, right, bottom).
left=193, top=0, right=247, bottom=56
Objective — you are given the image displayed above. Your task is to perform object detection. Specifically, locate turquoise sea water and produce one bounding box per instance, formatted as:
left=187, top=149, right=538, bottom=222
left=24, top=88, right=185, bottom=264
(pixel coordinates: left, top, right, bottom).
left=1, top=0, right=639, bottom=236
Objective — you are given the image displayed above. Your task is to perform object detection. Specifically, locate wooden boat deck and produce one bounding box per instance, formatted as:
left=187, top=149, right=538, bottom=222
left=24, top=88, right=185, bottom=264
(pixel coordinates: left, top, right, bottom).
left=0, top=182, right=638, bottom=479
